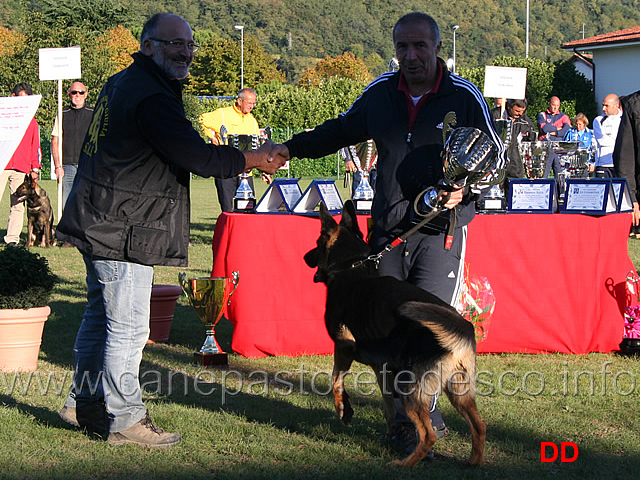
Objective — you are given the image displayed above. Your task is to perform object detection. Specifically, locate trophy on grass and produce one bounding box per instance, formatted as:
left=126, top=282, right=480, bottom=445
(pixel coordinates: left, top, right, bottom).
left=519, top=140, right=549, bottom=179
left=179, top=271, right=239, bottom=367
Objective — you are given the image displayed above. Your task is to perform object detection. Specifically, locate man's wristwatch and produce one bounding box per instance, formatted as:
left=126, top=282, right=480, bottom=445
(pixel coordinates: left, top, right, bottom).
left=31, top=168, right=40, bottom=173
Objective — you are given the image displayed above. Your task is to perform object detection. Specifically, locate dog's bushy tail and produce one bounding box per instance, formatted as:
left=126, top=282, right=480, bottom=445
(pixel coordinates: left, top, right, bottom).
left=398, top=301, right=476, bottom=353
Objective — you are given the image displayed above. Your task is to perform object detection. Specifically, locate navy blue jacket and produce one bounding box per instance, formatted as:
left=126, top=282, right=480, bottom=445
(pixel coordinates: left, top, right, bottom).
left=57, top=52, right=245, bottom=266
left=285, top=60, right=505, bottom=246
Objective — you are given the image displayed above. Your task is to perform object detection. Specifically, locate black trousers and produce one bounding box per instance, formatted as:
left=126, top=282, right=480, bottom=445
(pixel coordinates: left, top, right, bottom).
left=595, top=166, right=615, bottom=178
left=373, top=226, right=467, bottom=430
left=374, top=227, right=467, bottom=306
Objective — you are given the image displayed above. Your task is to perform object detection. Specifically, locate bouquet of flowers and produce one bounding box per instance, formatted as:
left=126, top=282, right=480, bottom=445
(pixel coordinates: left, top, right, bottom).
left=456, top=265, right=495, bottom=342
left=625, top=270, right=640, bottom=339
left=623, top=305, right=640, bottom=339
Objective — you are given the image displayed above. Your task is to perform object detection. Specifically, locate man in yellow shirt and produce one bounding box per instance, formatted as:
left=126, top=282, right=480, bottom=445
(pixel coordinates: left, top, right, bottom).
left=200, top=88, right=260, bottom=211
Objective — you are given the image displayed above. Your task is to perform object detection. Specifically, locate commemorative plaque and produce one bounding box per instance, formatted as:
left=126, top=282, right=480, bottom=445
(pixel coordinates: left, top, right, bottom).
left=612, top=178, right=633, bottom=213
left=255, top=178, right=303, bottom=213
left=292, top=179, right=343, bottom=215
left=560, top=178, right=616, bottom=215
left=507, top=178, right=557, bottom=214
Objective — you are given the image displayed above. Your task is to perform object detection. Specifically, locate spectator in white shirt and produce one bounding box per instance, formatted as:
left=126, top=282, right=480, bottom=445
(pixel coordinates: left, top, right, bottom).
left=592, top=94, right=622, bottom=178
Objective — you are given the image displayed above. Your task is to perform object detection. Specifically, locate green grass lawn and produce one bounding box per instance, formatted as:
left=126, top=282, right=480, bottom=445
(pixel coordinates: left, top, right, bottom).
left=1, top=177, right=640, bottom=480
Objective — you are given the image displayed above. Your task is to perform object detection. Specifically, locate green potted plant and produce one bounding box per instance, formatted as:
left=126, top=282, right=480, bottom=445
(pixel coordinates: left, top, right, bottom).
left=0, top=245, right=57, bottom=372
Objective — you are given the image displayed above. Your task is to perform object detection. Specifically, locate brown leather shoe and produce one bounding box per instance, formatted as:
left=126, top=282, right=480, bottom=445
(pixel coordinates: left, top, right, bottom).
left=107, top=411, right=182, bottom=448
left=59, top=406, right=80, bottom=427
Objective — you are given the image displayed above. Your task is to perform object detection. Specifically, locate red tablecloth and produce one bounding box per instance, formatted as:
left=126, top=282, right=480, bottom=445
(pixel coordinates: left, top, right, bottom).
left=211, top=212, right=634, bottom=357
left=466, top=214, right=633, bottom=354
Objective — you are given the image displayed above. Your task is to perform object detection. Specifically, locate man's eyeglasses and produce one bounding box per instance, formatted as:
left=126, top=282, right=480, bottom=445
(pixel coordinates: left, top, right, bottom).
left=70, top=90, right=86, bottom=95
left=150, top=38, right=200, bottom=53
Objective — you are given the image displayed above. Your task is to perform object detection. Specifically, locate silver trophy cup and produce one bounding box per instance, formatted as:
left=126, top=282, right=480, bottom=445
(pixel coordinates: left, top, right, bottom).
left=350, top=140, right=376, bottom=213
left=230, top=127, right=271, bottom=212
left=228, top=133, right=262, bottom=212
left=518, top=141, right=549, bottom=179
left=415, top=127, right=500, bottom=217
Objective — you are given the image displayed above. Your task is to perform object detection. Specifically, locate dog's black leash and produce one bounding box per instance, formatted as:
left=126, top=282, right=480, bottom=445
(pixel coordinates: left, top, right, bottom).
left=352, top=191, right=457, bottom=269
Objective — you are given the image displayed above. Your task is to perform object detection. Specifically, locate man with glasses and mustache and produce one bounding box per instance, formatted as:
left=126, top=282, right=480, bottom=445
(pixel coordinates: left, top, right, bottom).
left=56, top=13, right=287, bottom=448
left=51, top=81, right=93, bottom=213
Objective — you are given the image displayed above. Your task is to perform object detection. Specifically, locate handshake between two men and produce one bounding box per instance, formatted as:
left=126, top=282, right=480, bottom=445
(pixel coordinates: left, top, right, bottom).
left=242, top=142, right=291, bottom=175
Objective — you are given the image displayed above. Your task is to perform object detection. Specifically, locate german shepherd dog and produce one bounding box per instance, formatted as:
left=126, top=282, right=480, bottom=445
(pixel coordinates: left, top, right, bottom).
left=13, top=174, right=55, bottom=247
left=304, top=200, right=486, bottom=466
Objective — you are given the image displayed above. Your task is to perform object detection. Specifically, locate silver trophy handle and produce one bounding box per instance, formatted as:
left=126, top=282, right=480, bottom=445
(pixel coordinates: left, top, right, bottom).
left=473, top=168, right=506, bottom=187
left=442, top=111, right=458, bottom=144
left=220, top=125, right=228, bottom=145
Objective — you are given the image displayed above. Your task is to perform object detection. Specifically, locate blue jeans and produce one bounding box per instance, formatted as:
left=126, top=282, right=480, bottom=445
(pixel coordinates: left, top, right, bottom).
left=65, top=255, right=153, bottom=433
left=62, top=164, right=78, bottom=209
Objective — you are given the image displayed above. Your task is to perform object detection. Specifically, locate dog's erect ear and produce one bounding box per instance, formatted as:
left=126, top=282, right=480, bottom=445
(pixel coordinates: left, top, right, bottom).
left=303, top=247, right=318, bottom=268
left=340, top=200, right=363, bottom=239
left=319, top=201, right=338, bottom=235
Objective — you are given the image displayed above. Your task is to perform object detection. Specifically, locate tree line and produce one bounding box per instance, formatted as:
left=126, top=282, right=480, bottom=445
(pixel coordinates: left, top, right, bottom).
left=0, top=1, right=608, bottom=177
left=3, top=0, right=638, bottom=81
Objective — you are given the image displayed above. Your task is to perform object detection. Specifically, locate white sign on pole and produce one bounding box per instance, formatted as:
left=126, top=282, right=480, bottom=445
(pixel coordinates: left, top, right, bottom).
left=483, top=66, right=528, bottom=100
left=38, top=46, right=82, bottom=81
left=0, top=95, right=42, bottom=172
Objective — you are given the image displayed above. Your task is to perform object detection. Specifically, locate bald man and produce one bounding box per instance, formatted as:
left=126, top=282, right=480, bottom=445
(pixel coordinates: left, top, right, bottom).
left=592, top=93, right=622, bottom=178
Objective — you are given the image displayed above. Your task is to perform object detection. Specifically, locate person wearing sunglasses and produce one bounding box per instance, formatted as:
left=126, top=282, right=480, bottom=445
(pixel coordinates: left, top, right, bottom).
left=51, top=81, right=93, bottom=212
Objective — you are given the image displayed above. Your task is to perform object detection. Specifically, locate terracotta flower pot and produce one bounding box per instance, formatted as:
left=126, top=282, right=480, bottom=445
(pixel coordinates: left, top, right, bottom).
left=147, top=284, right=182, bottom=344
left=0, top=305, right=50, bottom=372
